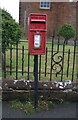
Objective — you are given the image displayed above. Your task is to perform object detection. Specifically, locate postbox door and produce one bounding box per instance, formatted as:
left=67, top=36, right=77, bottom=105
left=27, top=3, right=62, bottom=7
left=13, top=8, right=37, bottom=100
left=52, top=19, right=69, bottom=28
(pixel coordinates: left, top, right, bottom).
left=29, top=31, right=46, bottom=55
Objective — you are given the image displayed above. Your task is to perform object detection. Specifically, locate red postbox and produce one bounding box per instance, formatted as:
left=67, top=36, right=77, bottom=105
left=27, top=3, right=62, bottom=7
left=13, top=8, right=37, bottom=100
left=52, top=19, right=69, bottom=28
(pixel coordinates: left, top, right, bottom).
left=28, top=13, right=47, bottom=55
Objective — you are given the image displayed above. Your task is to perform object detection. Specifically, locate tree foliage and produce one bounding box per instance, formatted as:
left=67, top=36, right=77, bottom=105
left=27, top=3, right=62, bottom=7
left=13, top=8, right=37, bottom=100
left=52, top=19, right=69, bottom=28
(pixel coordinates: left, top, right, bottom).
left=58, top=24, right=76, bottom=44
left=1, top=8, right=23, bottom=48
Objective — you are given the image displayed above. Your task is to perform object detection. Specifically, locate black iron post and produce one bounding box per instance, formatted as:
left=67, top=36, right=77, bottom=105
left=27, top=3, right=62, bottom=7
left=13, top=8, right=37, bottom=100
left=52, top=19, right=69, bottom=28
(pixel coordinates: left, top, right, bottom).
left=34, top=55, right=38, bottom=109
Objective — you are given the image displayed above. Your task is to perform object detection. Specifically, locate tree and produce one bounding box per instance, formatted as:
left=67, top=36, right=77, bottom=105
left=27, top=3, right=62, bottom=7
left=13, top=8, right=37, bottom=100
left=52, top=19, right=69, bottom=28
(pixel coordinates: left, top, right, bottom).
left=1, top=8, right=23, bottom=50
left=58, top=24, right=76, bottom=44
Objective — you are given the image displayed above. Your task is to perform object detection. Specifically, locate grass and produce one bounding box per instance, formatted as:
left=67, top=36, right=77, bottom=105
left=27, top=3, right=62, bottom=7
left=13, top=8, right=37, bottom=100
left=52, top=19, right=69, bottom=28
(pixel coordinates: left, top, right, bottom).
left=10, top=98, right=54, bottom=114
left=10, top=97, right=70, bottom=114
left=4, top=39, right=77, bottom=81
left=10, top=99, right=35, bottom=114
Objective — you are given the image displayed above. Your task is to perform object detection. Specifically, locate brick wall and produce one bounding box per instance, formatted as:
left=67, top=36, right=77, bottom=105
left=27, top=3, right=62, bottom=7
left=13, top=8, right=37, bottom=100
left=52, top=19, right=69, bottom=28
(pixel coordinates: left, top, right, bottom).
left=19, top=2, right=76, bottom=40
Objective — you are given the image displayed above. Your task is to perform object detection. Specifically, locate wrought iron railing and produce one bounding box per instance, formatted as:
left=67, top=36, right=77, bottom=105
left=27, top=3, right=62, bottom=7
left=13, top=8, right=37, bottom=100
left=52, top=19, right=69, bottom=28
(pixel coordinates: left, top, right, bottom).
left=2, top=35, right=78, bottom=82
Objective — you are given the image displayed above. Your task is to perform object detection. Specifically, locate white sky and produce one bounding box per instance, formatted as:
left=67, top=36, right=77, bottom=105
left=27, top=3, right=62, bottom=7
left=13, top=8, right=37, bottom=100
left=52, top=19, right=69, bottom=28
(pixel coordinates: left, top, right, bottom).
left=0, top=0, right=19, bottom=22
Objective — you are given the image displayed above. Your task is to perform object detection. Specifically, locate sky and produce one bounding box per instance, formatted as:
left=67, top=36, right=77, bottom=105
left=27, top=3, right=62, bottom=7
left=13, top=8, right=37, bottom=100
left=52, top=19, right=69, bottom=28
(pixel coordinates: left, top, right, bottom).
left=0, top=0, right=19, bottom=22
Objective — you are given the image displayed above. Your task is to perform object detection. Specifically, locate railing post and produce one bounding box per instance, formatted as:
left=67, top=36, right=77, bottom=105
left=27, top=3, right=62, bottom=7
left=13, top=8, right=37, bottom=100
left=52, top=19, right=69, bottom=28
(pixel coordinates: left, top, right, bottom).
left=16, top=39, right=18, bottom=80
left=3, top=37, right=6, bottom=78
